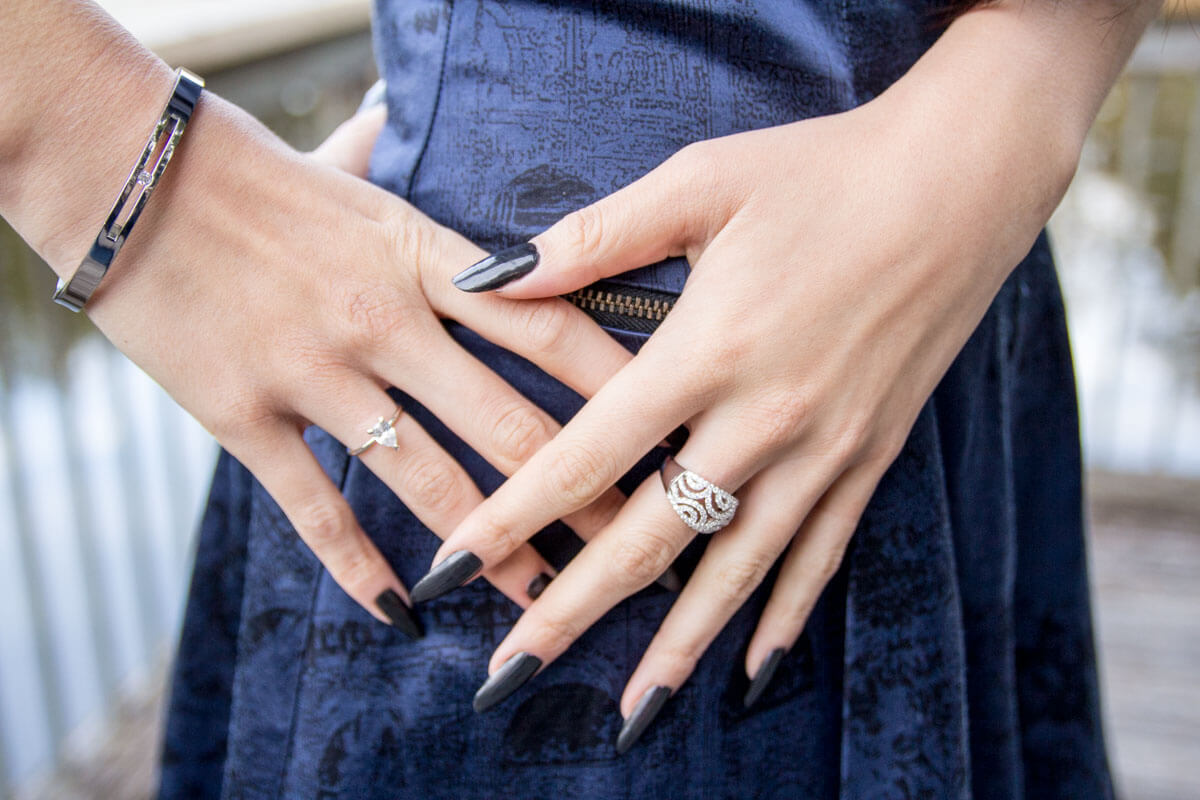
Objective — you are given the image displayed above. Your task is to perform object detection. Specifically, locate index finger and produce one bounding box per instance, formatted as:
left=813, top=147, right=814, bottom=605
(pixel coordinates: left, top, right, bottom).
left=408, top=340, right=700, bottom=603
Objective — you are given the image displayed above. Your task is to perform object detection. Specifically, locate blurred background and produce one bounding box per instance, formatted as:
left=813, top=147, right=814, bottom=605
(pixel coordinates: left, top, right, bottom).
left=0, top=1, right=1196, bottom=798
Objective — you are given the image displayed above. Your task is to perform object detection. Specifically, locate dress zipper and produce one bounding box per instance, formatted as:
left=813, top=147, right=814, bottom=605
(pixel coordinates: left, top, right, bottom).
left=563, top=281, right=678, bottom=335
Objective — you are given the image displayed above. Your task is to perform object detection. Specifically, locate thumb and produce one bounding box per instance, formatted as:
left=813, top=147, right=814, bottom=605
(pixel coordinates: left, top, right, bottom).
left=453, top=150, right=706, bottom=297
left=310, top=104, right=387, bottom=178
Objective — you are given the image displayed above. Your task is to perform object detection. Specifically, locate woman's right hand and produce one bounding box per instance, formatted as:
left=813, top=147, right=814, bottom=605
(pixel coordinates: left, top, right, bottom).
left=65, top=90, right=634, bottom=630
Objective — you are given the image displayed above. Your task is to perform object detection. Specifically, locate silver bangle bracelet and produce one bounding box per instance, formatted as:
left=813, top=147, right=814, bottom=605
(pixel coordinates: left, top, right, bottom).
left=52, top=67, right=205, bottom=312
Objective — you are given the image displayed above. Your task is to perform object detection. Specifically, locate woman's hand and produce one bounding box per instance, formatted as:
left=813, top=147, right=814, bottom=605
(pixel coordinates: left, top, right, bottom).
left=411, top=0, right=1153, bottom=746
left=11, top=80, right=636, bottom=631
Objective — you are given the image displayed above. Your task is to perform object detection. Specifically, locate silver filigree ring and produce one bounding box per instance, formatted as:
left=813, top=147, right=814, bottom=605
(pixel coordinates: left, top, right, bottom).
left=348, top=407, right=403, bottom=456
left=660, top=456, right=739, bottom=534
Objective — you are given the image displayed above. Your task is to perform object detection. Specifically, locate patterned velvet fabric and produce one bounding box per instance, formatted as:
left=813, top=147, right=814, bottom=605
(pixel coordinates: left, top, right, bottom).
left=158, top=2, right=1113, bottom=797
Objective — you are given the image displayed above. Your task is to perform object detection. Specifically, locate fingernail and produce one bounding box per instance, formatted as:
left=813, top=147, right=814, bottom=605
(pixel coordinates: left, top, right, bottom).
left=526, top=572, right=553, bottom=600
left=655, top=565, right=683, bottom=593
left=410, top=550, right=482, bottom=604
left=473, top=651, right=543, bottom=712
left=743, top=647, right=785, bottom=708
left=616, top=685, right=672, bottom=755
left=375, top=589, right=423, bottom=639
left=452, top=242, right=539, bottom=292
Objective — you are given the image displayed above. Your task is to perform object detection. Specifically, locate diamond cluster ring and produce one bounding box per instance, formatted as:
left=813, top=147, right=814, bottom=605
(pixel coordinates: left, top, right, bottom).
left=348, top=407, right=403, bottom=456
left=660, top=456, right=739, bottom=534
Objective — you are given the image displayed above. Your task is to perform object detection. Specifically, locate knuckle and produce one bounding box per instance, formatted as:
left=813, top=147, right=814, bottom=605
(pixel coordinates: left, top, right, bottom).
left=292, top=499, right=353, bottom=549
left=670, top=142, right=714, bottom=179
left=611, top=530, right=677, bottom=586
left=333, top=280, right=420, bottom=352
left=543, top=442, right=616, bottom=508
left=813, top=539, right=849, bottom=581
left=399, top=456, right=464, bottom=516
left=382, top=212, right=441, bottom=278
left=491, top=402, right=551, bottom=466
left=475, top=514, right=526, bottom=559
left=562, top=204, right=607, bottom=263
left=714, top=555, right=772, bottom=603
left=826, top=416, right=873, bottom=464
left=526, top=612, right=584, bottom=655
left=209, top=390, right=276, bottom=442
left=515, top=299, right=576, bottom=355
left=744, top=389, right=813, bottom=452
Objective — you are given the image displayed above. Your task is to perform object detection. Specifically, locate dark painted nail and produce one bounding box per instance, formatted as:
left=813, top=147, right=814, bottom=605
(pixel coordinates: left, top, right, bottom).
left=526, top=572, right=553, bottom=600
left=410, top=550, right=483, bottom=604
left=616, top=685, right=672, bottom=755
left=655, top=565, right=683, bottom=593
left=452, top=242, right=539, bottom=292
left=375, top=589, right=423, bottom=639
left=473, top=652, right=543, bottom=712
left=743, top=647, right=785, bottom=708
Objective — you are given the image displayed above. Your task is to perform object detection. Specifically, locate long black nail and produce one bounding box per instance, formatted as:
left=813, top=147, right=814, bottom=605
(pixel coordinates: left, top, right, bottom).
left=616, top=686, right=672, bottom=755
left=410, top=550, right=482, bottom=603
left=375, top=589, right=423, bottom=639
left=655, top=565, right=683, bottom=593
left=526, top=572, right=553, bottom=600
left=743, top=648, right=785, bottom=708
left=452, top=243, right=539, bottom=292
left=473, top=652, right=543, bottom=712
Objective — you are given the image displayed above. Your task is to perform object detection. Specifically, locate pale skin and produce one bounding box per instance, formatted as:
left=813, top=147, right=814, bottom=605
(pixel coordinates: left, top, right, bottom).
left=423, top=0, right=1163, bottom=720
left=0, top=0, right=638, bottom=623
left=0, top=0, right=1160, bottom=738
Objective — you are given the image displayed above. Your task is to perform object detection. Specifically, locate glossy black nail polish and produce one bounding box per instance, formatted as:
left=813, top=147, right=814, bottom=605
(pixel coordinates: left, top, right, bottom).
left=375, top=589, right=423, bottom=639
left=655, top=565, right=684, bottom=593
left=616, top=685, right=672, bottom=755
left=473, top=652, right=543, bottom=712
left=526, top=572, right=553, bottom=600
left=452, top=242, right=539, bottom=292
left=743, top=647, right=785, bottom=708
left=410, top=550, right=483, bottom=604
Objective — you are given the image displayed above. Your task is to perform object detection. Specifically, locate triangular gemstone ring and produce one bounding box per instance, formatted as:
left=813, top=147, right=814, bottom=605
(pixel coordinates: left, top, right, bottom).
left=348, top=407, right=404, bottom=456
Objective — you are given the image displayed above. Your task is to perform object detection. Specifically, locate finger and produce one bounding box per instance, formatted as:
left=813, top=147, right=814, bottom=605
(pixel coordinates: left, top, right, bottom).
left=299, top=378, right=559, bottom=609
left=437, top=282, right=634, bottom=400
left=233, top=425, right=424, bottom=636
left=617, top=462, right=832, bottom=726
left=370, top=334, right=627, bottom=541
left=470, top=473, right=693, bottom=712
left=310, top=104, right=387, bottom=178
left=449, top=147, right=715, bottom=297
left=411, top=346, right=707, bottom=601
left=743, top=465, right=881, bottom=705
left=412, top=222, right=634, bottom=401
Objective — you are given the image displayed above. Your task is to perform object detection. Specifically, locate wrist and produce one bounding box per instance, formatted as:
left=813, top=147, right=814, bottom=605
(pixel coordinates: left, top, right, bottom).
left=2, top=61, right=176, bottom=278
left=878, top=0, right=1158, bottom=233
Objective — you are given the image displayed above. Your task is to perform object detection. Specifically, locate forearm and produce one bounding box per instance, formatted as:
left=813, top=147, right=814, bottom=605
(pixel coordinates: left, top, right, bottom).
left=0, top=0, right=174, bottom=275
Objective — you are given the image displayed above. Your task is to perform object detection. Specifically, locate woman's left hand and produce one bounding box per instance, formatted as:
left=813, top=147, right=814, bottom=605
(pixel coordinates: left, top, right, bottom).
left=409, top=0, right=1133, bottom=748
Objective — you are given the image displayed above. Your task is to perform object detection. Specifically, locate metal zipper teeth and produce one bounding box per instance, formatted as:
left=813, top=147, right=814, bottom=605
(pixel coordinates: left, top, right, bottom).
left=565, top=287, right=676, bottom=322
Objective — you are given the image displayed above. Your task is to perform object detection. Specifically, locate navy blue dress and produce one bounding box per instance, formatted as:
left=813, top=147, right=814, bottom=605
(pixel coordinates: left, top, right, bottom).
left=158, top=2, right=1114, bottom=797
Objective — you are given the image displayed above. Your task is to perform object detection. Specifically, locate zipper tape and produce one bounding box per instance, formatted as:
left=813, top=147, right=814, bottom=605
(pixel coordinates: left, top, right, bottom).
left=563, top=282, right=678, bottom=335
